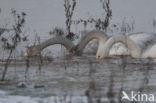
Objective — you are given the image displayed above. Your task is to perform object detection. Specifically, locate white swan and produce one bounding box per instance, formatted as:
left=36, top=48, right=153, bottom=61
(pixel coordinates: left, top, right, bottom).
left=24, top=36, right=75, bottom=57
left=24, top=30, right=156, bottom=58
left=142, top=44, right=156, bottom=58
left=72, top=30, right=108, bottom=55
left=76, top=31, right=156, bottom=57
left=109, top=32, right=156, bottom=56
left=96, top=33, right=156, bottom=60
left=24, top=30, right=108, bottom=57
left=96, top=35, right=141, bottom=60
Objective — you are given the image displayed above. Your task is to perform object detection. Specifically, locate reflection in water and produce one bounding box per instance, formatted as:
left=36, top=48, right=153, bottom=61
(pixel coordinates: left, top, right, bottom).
left=0, top=56, right=156, bottom=103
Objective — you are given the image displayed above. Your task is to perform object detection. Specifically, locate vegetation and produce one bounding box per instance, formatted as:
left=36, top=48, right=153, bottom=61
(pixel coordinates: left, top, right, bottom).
left=0, top=10, right=27, bottom=81
left=0, top=0, right=155, bottom=103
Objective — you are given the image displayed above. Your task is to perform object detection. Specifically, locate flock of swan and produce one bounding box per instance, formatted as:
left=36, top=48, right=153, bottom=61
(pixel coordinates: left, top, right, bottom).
left=24, top=30, right=156, bottom=60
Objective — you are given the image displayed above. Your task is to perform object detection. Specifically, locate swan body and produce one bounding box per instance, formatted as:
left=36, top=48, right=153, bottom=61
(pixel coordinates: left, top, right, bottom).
left=142, top=44, right=156, bottom=58
left=109, top=43, right=130, bottom=56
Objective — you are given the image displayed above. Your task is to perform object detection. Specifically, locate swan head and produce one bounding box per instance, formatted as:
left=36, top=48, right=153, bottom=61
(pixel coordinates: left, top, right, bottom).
left=24, top=46, right=40, bottom=57
left=96, top=50, right=103, bottom=61
left=96, top=38, right=111, bottom=60
left=96, top=43, right=107, bottom=61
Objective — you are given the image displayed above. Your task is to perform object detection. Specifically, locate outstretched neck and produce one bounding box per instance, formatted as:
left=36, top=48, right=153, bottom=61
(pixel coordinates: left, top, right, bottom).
left=76, top=30, right=108, bottom=54
left=99, top=35, right=141, bottom=58
left=39, top=36, right=74, bottom=51
left=26, top=36, right=74, bottom=56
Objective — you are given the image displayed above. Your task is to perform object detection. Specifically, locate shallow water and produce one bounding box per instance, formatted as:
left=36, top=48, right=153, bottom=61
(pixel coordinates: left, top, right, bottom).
left=0, top=0, right=156, bottom=102
left=0, top=56, right=156, bottom=103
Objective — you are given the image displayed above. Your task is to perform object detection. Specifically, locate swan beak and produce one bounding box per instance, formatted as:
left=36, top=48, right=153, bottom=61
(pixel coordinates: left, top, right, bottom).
left=96, top=56, right=101, bottom=62
left=24, top=52, right=28, bottom=57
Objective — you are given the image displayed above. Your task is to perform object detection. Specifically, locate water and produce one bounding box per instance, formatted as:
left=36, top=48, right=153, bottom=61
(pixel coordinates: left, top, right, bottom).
left=0, top=56, right=156, bottom=103
left=0, top=0, right=156, bottom=102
